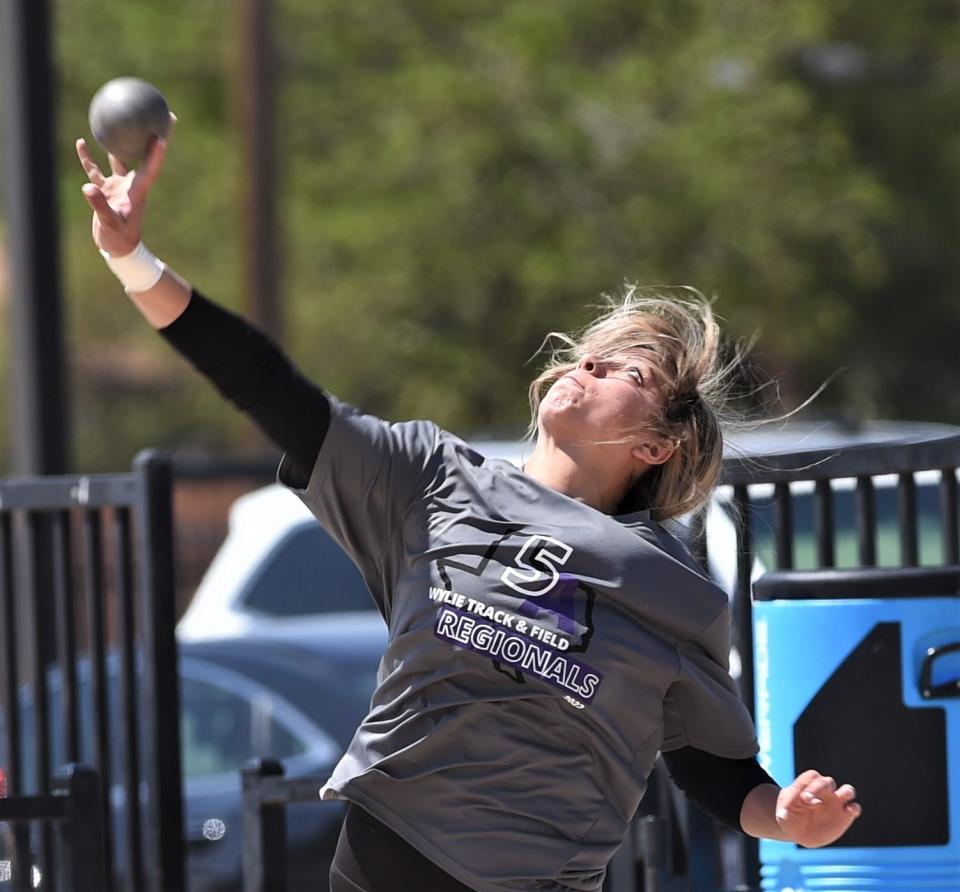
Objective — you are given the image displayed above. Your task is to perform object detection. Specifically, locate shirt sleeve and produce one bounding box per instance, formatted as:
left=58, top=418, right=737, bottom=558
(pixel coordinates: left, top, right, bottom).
left=661, top=747, right=776, bottom=832
left=661, top=608, right=758, bottom=759
left=158, top=289, right=330, bottom=484
left=280, top=396, right=442, bottom=617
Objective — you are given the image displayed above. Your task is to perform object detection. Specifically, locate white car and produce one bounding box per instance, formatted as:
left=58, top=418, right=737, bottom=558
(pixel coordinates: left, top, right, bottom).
left=176, top=484, right=370, bottom=641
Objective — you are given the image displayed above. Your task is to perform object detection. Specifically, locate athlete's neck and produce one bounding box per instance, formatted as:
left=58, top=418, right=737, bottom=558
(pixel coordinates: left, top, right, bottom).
left=523, top=438, right=635, bottom=515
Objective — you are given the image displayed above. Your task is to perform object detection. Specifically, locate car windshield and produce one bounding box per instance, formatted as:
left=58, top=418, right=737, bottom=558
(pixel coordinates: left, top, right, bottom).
left=239, top=523, right=374, bottom=616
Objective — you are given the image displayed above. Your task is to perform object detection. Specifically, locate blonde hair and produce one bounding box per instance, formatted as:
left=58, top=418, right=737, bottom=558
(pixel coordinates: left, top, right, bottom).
left=527, top=286, right=743, bottom=521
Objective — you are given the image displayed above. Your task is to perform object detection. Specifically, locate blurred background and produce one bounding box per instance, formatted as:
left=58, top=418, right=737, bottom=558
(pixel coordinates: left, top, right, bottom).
left=1, top=0, right=959, bottom=602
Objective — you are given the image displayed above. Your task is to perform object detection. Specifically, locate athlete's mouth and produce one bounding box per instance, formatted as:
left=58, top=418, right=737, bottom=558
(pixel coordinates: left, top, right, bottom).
left=560, top=374, right=585, bottom=391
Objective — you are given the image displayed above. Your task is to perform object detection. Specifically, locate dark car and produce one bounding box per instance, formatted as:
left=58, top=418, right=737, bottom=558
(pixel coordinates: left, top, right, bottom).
left=0, top=614, right=386, bottom=891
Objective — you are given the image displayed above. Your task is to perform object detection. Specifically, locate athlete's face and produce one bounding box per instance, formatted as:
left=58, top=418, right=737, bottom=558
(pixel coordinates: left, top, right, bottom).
left=538, top=350, right=667, bottom=450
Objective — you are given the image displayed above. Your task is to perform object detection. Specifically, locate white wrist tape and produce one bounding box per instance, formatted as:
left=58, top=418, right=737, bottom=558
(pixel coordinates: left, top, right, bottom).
left=99, top=242, right=166, bottom=293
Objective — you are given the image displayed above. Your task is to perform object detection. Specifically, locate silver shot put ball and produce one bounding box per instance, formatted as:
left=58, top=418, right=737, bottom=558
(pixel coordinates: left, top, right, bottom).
left=88, top=77, right=170, bottom=165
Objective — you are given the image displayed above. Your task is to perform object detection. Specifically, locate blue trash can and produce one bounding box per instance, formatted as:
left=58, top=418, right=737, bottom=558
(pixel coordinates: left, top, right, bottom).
left=752, top=566, right=960, bottom=891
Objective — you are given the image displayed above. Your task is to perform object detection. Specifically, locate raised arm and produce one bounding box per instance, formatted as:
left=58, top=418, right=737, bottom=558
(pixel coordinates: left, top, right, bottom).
left=76, top=132, right=329, bottom=485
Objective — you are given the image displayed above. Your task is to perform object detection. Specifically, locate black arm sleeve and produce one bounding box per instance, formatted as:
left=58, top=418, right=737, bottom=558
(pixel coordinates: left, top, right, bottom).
left=158, top=290, right=330, bottom=487
left=661, top=747, right=777, bottom=832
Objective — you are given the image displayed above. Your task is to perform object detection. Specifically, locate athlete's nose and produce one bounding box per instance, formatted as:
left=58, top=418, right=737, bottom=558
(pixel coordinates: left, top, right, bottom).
left=579, top=354, right=605, bottom=377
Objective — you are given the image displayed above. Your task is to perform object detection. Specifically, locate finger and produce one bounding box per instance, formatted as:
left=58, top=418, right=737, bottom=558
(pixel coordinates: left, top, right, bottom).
left=779, top=770, right=822, bottom=811
left=788, top=770, right=822, bottom=790
left=800, top=775, right=836, bottom=805
left=108, top=153, right=129, bottom=177
left=76, top=139, right=106, bottom=187
left=845, top=801, right=863, bottom=819
left=81, top=182, right=119, bottom=225
left=128, top=137, right=167, bottom=205
left=836, top=784, right=857, bottom=803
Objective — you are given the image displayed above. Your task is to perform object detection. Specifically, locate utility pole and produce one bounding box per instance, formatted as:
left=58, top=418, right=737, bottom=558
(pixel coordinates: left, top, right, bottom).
left=237, top=0, right=282, bottom=343
left=1, top=0, right=70, bottom=475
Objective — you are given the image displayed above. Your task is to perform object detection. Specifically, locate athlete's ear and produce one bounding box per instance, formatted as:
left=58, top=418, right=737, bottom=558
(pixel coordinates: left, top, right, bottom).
left=631, top=437, right=675, bottom=467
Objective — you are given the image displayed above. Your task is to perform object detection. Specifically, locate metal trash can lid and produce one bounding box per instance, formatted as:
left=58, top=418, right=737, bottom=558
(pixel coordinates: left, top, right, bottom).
left=753, top=565, right=960, bottom=601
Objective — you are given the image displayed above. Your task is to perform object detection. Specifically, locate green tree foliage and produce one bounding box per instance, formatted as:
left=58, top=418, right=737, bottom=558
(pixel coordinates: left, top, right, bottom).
left=276, top=0, right=892, bottom=433
left=5, top=0, right=953, bottom=470
left=794, top=0, right=960, bottom=420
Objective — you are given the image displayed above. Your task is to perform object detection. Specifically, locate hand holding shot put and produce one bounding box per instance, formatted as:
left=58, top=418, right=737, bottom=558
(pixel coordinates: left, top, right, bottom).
left=80, top=77, right=172, bottom=255
left=78, top=90, right=862, bottom=891
left=76, top=133, right=166, bottom=256
left=77, top=88, right=190, bottom=329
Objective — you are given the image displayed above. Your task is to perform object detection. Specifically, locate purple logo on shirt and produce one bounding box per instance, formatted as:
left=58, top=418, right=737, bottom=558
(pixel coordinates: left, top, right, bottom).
left=517, top=572, right=594, bottom=646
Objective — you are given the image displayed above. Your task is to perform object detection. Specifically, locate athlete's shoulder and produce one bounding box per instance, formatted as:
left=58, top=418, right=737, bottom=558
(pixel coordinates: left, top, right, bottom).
left=433, top=428, right=519, bottom=471
left=632, top=517, right=705, bottom=574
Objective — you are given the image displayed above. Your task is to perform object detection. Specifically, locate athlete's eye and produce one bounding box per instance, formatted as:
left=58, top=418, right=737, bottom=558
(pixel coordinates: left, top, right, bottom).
left=626, top=366, right=645, bottom=386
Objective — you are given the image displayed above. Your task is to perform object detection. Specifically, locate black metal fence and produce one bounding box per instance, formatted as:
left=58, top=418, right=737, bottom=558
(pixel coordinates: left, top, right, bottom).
left=0, top=764, right=106, bottom=892
left=0, top=450, right=184, bottom=892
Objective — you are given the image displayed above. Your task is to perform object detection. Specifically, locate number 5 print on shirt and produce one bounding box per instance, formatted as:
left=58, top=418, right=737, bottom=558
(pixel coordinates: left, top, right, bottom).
left=500, top=535, right=573, bottom=597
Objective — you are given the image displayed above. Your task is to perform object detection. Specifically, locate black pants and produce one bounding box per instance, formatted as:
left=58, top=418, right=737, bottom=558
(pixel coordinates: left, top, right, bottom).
left=329, top=803, right=478, bottom=891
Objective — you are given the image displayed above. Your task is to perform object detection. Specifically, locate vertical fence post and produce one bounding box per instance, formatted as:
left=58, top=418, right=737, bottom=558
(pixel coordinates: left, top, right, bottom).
left=731, top=486, right=755, bottom=713
left=242, top=758, right=288, bottom=892
left=114, top=505, right=142, bottom=891
left=940, top=467, right=959, bottom=564
left=52, top=511, right=80, bottom=764
left=855, top=476, right=877, bottom=567
left=638, top=815, right=667, bottom=892
left=82, top=509, right=116, bottom=891
left=772, top=482, right=793, bottom=569
left=56, top=764, right=106, bottom=892
left=0, top=512, right=31, bottom=892
left=134, top=450, right=185, bottom=892
left=23, top=511, right=55, bottom=889
left=898, top=473, right=918, bottom=566
left=813, top=479, right=835, bottom=567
